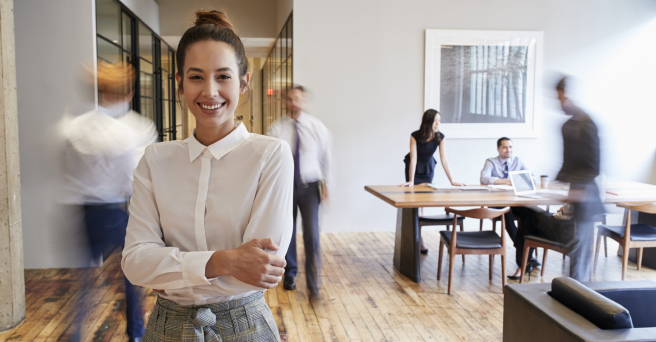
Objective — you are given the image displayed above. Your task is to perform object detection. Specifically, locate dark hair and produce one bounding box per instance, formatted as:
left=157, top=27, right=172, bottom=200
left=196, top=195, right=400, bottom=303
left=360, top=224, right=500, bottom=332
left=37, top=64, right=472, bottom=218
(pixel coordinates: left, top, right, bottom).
left=286, top=85, right=306, bottom=99
left=176, top=10, right=249, bottom=92
left=556, top=76, right=567, bottom=92
left=417, top=109, right=442, bottom=143
left=497, top=137, right=512, bottom=148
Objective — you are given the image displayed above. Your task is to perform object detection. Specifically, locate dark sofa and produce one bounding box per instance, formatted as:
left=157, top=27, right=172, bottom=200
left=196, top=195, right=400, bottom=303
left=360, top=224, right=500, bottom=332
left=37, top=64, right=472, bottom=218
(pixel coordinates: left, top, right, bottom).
left=503, top=278, right=656, bottom=341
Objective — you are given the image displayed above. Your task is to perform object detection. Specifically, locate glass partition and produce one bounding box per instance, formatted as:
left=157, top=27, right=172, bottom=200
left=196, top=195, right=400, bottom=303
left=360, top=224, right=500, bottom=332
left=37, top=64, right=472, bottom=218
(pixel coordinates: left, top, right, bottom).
left=96, top=0, right=120, bottom=44
left=95, top=0, right=182, bottom=141
left=262, top=13, right=293, bottom=134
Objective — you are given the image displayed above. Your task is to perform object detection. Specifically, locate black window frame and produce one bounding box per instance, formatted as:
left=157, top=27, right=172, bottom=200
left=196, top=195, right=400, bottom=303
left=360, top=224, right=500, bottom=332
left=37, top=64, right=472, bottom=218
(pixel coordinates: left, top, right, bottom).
left=95, top=0, right=179, bottom=141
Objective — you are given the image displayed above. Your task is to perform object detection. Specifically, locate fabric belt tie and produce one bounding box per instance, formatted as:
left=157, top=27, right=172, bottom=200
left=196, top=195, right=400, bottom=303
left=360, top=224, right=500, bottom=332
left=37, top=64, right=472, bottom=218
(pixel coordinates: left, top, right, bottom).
left=185, top=307, right=220, bottom=342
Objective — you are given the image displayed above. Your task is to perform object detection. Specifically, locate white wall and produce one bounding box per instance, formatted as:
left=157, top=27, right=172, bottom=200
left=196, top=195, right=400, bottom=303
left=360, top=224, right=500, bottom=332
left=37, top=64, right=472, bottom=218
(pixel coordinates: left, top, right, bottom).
left=294, top=0, right=656, bottom=233
left=15, top=0, right=97, bottom=268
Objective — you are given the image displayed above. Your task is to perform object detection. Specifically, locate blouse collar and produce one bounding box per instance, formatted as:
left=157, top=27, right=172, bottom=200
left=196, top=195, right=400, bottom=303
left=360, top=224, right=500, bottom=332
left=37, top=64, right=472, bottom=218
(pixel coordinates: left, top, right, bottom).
left=186, top=123, right=250, bottom=162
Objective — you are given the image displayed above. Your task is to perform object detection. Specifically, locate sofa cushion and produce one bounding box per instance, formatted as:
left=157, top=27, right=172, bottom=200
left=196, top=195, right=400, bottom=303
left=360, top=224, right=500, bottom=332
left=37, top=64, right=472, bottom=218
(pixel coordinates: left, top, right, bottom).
left=598, top=288, right=656, bottom=328
left=549, top=277, right=633, bottom=330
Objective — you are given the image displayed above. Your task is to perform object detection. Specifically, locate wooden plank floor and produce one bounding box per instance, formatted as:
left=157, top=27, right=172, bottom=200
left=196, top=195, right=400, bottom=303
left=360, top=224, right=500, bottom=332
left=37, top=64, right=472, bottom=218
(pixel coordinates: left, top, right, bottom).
left=2, top=231, right=655, bottom=342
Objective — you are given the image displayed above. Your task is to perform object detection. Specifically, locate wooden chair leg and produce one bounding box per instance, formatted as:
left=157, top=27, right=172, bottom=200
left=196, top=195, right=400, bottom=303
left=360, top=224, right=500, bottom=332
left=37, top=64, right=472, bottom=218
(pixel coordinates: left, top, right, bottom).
left=621, top=245, right=630, bottom=281
left=459, top=223, right=464, bottom=231
left=534, top=248, right=538, bottom=259
left=480, top=219, right=484, bottom=231
left=501, top=252, right=507, bottom=289
left=541, top=249, right=548, bottom=277
left=447, top=225, right=451, bottom=231
left=594, top=233, right=602, bottom=275
left=448, top=248, right=456, bottom=294
left=437, top=242, right=444, bottom=280
left=489, top=255, right=493, bottom=280
left=638, top=247, right=644, bottom=271
left=519, top=243, right=531, bottom=283
left=604, top=236, right=608, bottom=257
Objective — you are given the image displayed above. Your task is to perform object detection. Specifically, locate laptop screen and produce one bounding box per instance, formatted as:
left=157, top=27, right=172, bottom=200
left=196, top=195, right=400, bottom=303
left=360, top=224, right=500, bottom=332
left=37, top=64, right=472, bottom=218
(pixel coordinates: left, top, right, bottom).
left=511, top=172, right=535, bottom=192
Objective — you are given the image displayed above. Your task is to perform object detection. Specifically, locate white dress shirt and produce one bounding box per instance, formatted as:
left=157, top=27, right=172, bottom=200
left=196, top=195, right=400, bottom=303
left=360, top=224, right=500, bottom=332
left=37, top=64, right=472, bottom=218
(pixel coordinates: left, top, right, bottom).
left=267, top=112, right=333, bottom=188
left=63, top=103, right=157, bottom=204
left=121, top=123, right=294, bottom=305
left=480, top=156, right=530, bottom=185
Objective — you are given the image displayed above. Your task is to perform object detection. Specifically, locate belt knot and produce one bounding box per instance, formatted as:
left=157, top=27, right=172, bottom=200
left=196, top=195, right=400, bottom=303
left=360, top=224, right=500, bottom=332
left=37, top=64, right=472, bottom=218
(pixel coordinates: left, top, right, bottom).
left=185, top=307, right=220, bottom=342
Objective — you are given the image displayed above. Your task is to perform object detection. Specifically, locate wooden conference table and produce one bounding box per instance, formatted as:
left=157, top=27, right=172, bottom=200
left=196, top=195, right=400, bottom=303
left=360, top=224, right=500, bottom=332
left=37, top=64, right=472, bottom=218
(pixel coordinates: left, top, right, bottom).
left=364, top=182, right=656, bottom=282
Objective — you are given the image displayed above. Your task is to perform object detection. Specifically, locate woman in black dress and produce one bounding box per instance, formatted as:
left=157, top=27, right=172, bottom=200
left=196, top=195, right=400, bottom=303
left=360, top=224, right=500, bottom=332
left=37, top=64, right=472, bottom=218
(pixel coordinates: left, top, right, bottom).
left=400, top=109, right=464, bottom=253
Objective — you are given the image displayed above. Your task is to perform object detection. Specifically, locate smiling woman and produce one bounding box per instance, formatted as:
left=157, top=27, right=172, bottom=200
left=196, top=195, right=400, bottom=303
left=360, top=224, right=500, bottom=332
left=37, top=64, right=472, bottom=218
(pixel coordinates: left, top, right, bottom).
left=121, top=10, right=292, bottom=342
left=174, top=11, right=250, bottom=146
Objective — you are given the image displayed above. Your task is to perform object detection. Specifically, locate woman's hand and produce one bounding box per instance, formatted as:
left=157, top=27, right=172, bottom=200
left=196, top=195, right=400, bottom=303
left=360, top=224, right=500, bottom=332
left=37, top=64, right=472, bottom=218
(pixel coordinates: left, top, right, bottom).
left=206, top=238, right=287, bottom=289
left=451, top=181, right=466, bottom=186
left=399, top=181, right=414, bottom=187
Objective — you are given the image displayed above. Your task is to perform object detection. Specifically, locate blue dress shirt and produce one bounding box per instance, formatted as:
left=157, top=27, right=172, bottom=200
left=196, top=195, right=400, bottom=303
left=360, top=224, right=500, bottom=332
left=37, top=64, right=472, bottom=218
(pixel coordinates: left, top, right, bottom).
left=480, top=156, right=529, bottom=185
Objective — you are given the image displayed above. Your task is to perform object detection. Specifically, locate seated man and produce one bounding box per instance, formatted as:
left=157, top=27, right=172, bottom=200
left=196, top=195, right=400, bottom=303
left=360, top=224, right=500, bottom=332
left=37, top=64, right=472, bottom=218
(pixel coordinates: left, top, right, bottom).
left=481, top=137, right=540, bottom=268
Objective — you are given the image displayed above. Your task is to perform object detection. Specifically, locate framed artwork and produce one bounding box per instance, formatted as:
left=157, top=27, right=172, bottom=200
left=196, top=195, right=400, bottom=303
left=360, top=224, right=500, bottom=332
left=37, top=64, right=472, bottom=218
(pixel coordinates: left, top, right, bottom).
left=424, top=30, right=543, bottom=138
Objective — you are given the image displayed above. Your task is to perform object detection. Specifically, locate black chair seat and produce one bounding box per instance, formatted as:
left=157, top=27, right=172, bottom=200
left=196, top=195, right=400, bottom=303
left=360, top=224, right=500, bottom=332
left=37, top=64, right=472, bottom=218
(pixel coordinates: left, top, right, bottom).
left=439, top=230, right=502, bottom=249
left=598, top=224, right=656, bottom=241
left=419, top=214, right=464, bottom=223
left=525, top=235, right=567, bottom=249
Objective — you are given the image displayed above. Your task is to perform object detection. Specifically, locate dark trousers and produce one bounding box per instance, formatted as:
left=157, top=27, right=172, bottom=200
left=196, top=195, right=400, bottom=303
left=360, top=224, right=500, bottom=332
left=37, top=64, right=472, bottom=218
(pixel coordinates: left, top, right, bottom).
left=285, top=182, right=321, bottom=292
left=502, top=206, right=534, bottom=240
left=494, top=206, right=536, bottom=263
left=515, top=208, right=592, bottom=280
left=75, top=204, right=145, bottom=340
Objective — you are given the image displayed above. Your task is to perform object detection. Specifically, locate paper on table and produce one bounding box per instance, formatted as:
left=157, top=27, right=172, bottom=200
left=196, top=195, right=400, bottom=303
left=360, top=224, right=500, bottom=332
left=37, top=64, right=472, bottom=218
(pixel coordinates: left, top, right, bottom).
left=489, top=185, right=514, bottom=191
left=459, top=186, right=489, bottom=191
left=427, top=184, right=459, bottom=190
left=427, top=184, right=489, bottom=191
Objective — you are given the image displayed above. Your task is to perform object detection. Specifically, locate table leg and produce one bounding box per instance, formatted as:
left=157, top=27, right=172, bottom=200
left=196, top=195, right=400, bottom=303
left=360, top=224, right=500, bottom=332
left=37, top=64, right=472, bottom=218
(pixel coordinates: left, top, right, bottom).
left=394, top=208, right=420, bottom=282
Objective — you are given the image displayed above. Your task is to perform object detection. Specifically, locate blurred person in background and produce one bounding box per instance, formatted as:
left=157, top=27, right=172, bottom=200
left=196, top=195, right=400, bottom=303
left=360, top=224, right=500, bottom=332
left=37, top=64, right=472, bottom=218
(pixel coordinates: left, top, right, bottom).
left=554, top=76, right=604, bottom=281
left=63, top=61, right=157, bottom=342
left=267, top=85, right=332, bottom=300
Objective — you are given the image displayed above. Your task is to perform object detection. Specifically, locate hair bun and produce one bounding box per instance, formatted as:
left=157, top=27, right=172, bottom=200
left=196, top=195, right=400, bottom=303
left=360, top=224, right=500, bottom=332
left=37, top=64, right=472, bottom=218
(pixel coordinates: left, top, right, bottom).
left=194, top=10, right=235, bottom=31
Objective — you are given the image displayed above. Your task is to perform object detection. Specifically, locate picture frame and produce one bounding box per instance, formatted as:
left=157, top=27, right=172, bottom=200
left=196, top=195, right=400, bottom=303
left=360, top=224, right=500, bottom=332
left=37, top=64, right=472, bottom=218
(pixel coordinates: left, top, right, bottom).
left=424, top=29, right=544, bottom=138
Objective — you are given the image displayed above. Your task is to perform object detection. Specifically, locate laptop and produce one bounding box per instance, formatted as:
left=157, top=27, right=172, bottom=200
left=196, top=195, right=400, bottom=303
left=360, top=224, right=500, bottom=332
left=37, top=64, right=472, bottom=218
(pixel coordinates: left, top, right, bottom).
left=509, top=170, right=543, bottom=199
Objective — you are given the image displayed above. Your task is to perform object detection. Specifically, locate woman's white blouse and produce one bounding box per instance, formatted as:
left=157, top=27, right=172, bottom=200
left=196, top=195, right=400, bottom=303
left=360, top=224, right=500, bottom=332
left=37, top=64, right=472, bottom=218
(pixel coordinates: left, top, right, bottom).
left=121, top=124, right=293, bottom=305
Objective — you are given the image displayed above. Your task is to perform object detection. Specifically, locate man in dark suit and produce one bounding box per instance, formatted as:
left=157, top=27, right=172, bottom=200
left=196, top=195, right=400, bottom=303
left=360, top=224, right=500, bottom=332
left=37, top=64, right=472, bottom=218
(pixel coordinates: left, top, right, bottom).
left=555, top=76, right=604, bottom=281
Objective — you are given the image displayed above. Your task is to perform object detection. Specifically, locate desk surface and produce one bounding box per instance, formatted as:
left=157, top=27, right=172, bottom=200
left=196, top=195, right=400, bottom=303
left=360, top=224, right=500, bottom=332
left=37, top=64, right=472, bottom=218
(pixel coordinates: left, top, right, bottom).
left=365, top=181, right=656, bottom=208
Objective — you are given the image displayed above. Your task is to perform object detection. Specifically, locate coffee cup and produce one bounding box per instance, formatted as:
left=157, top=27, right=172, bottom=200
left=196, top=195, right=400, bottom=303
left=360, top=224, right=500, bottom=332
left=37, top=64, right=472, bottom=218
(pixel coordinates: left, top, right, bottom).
left=540, top=175, right=549, bottom=189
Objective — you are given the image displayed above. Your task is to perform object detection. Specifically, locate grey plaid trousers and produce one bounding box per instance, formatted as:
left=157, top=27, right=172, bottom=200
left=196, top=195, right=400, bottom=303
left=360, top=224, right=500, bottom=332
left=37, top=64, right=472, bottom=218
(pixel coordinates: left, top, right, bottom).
left=143, top=292, right=281, bottom=342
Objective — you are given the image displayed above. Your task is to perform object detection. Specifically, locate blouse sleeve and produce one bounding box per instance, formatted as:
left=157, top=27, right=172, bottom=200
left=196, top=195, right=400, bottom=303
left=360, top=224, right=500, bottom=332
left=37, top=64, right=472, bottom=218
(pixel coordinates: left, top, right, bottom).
left=122, top=146, right=216, bottom=290
left=242, top=139, right=294, bottom=257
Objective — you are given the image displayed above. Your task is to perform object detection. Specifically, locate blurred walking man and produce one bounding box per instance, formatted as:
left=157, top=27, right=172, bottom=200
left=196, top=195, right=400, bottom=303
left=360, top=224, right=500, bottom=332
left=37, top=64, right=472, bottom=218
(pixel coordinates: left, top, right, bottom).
left=267, top=85, right=332, bottom=300
left=555, top=76, right=604, bottom=281
left=64, top=61, right=157, bottom=342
